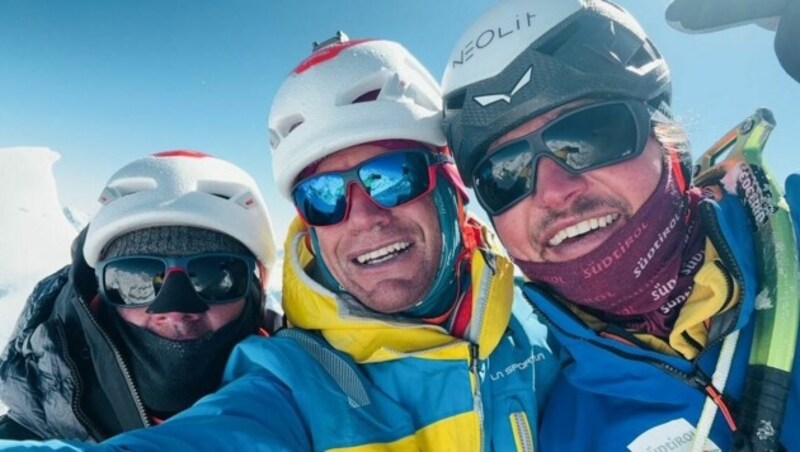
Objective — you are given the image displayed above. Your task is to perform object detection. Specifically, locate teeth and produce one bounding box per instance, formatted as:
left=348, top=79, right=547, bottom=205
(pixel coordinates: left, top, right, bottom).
left=356, top=241, right=411, bottom=265
left=548, top=214, right=619, bottom=247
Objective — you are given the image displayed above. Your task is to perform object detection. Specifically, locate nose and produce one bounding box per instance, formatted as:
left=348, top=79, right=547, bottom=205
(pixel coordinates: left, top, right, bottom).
left=533, top=156, right=588, bottom=208
left=345, top=184, right=391, bottom=231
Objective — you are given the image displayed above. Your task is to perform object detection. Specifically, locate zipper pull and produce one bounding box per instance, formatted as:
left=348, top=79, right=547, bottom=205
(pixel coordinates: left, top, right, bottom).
left=470, top=343, right=485, bottom=451
left=470, top=343, right=480, bottom=375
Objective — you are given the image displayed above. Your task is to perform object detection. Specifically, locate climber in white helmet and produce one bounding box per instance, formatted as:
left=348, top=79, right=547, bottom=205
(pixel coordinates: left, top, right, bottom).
left=0, top=150, right=278, bottom=442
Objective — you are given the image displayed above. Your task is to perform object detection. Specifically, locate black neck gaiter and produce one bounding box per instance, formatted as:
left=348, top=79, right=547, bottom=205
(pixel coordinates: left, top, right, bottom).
left=108, top=294, right=259, bottom=416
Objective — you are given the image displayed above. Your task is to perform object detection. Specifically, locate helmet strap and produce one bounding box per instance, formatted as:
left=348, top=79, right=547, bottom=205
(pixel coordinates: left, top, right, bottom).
left=402, top=174, right=464, bottom=318
left=307, top=228, right=344, bottom=293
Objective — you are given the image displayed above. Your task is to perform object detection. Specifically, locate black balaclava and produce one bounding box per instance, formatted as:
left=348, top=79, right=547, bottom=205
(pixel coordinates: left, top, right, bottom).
left=105, top=288, right=259, bottom=415
left=100, top=226, right=261, bottom=415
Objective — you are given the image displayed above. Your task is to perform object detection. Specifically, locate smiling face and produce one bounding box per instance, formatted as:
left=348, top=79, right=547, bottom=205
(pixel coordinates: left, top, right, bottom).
left=310, top=143, right=443, bottom=313
left=490, top=103, right=663, bottom=263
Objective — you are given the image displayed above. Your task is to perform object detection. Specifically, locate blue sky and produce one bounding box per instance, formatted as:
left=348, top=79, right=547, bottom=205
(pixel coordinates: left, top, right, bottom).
left=1, top=0, right=798, bottom=243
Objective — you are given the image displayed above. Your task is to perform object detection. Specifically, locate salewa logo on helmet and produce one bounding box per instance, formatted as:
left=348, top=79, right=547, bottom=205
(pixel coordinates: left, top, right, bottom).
left=473, top=67, right=532, bottom=107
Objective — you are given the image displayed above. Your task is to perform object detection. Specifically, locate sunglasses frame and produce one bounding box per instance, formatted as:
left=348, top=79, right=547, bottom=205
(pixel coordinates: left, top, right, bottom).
left=291, top=148, right=453, bottom=227
left=472, top=99, right=652, bottom=216
left=96, top=252, right=257, bottom=308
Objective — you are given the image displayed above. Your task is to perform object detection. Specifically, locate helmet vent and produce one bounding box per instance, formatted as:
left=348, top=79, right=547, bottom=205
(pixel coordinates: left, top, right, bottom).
left=629, top=46, right=652, bottom=69
left=537, top=22, right=581, bottom=57
left=629, top=39, right=660, bottom=69
left=109, top=177, right=157, bottom=197
left=336, top=71, right=388, bottom=106
left=197, top=180, right=245, bottom=202
left=271, top=114, right=305, bottom=148
left=445, top=89, right=466, bottom=111
left=352, top=89, right=380, bottom=103
left=288, top=121, right=304, bottom=133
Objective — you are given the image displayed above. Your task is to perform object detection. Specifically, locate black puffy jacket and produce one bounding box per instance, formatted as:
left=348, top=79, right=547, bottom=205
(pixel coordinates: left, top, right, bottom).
left=0, top=229, right=279, bottom=441
left=0, top=229, right=154, bottom=441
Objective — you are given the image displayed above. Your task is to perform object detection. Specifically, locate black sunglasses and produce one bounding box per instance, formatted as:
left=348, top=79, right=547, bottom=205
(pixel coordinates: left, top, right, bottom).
left=472, top=100, right=652, bottom=215
left=96, top=253, right=256, bottom=308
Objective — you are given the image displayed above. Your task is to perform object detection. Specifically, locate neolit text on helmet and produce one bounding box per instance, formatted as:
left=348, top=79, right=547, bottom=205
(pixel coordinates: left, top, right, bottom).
left=451, top=12, right=537, bottom=69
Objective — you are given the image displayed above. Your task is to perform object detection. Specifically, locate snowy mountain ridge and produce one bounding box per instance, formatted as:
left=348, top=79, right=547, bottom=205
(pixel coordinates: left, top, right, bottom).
left=0, top=147, right=84, bottom=414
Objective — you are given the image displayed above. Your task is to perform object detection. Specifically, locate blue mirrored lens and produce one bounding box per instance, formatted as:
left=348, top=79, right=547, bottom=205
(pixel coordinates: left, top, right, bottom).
left=359, top=152, right=430, bottom=208
left=292, top=174, right=348, bottom=226
left=292, top=149, right=435, bottom=226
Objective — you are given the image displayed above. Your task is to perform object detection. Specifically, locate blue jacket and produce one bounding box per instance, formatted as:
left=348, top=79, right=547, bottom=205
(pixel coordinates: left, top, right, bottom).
left=526, top=182, right=800, bottom=451
left=0, top=217, right=558, bottom=451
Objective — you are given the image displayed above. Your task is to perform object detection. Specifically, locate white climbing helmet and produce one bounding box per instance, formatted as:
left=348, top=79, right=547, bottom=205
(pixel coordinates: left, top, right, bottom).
left=83, top=150, right=278, bottom=274
left=268, top=32, right=446, bottom=198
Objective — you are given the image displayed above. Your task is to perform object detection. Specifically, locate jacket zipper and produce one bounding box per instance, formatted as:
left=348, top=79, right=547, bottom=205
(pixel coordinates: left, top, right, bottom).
left=510, top=411, right=535, bottom=452
left=468, top=257, right=494, bottom=343
left=470, top=344, right=485, bottom=452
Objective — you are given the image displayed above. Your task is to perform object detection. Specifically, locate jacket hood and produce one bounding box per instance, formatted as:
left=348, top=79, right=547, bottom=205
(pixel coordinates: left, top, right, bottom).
left=281, top=216, right=515, bottom=362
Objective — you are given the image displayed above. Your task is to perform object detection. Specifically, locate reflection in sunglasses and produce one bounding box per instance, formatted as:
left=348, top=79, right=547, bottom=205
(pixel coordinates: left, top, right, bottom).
left=473, top=100, right=651, bottom=215
left=106, top=267, right=158, bottom=304
left=98, top=254, right=256, bottom=307
left=292, top=149, right=451, bottom=227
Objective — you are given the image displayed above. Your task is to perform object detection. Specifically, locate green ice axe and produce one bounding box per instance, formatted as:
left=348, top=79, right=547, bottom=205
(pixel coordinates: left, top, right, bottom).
left=694, top=108, right=799, bottom=451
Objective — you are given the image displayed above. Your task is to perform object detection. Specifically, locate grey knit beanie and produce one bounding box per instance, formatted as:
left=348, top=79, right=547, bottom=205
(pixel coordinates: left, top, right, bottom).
left=102, top=226, right=252, bottom=260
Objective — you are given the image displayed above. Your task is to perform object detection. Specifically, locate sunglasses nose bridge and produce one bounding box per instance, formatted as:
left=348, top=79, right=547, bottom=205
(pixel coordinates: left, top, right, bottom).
left=350, top=180, right=387, bottom=210
left=333, top=179, right=360, bottom=224
left=535, top=151, right=583, bottom=176
left=531, top=154, right=591, bottom=205
left=165, top=265, right=186, bottom=276
left=345, top=181, right=392, bottom=227
left=145, top=270, right=210, bottom=314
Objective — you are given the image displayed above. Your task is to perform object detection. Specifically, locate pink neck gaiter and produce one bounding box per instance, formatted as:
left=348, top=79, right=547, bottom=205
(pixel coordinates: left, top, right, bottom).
left=515, top=168, right=706, bottom=338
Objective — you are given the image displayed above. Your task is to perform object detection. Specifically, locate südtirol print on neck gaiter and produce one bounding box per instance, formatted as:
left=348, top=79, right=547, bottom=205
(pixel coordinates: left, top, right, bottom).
left=515, top=166, right=706, bottom=338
